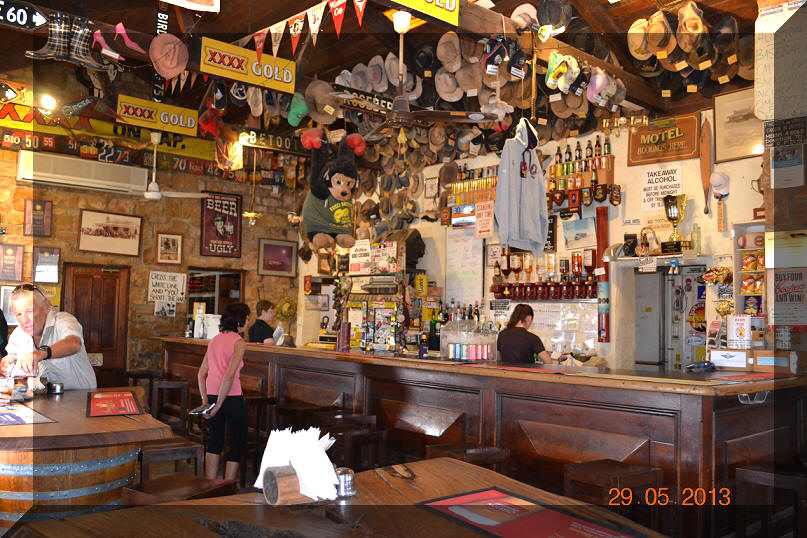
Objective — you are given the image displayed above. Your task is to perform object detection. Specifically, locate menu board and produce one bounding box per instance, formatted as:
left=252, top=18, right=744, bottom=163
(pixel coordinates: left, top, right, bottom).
left=445, top=227, right=483, bottom=306
left=86, top=391, right=143, bottom=417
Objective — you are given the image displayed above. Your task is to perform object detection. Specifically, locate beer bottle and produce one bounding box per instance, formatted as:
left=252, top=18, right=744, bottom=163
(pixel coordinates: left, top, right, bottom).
left=603, top=135, right=611, bottom=155
left=591, top=166, right=598, bottom=186
left=594, top=135, right=602, bottom=157
left=574, top=141, right=582, bottom=161
left=585, top=140, right=593, bottom=158
left=555, top=146, right=562, bottom=164
left=564, top=144, right=572, bottom=162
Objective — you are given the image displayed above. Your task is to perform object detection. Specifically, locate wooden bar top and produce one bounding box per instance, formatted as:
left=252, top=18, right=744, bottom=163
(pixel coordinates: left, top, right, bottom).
left=162, top=337, right=807, bottom=397
left=14, top=458, right=662, bottom=537
left=2, top=390, right=172, bottom=451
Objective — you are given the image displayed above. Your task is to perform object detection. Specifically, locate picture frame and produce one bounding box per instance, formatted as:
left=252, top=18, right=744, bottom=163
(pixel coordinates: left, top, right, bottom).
left=32, top=247, right=60, bottom=284
left=155, top=232, right=182, bottom=265
left=258, top=238, right=297, bottom=277
left=713, top=88, right=765, bottom=163
left=200, top=192, right=242, bottom=258
left=0, top=244, right=24, bottom=282
left=24, top=200, right=52, bottom=236
left=1, top=285, right=17, bottom=326
left=78, top=210, right=142, bottom=257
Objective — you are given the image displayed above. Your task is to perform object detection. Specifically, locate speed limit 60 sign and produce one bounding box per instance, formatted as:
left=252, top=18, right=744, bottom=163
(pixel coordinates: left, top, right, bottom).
left=0, top=0, right=48, bottom=31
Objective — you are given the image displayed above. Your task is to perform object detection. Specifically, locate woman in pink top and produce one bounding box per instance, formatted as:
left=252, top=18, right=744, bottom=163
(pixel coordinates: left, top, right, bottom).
left=197, top=303, right=250, bottom=480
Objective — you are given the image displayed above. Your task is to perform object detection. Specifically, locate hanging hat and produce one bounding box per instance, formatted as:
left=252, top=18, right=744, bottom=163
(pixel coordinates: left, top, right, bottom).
left=550, top=93, right=573, bottom=118
left=407, top=75, right=423, bottom=101
left=558, top=56, right=580, bottom=94
left=407, top=149, right=425, bottom=171
left=363, top=144, right=379, bottom=163
left=429, top=124, right=447, bottom=153
left=646, top=11, right=678, bottom=57
left=710, top=171, right=730, bottom=198
left=676, top=1, right=705, bottom=54
left=149, top=33, right=189, bottom=80
left=402, top=199, right=419, bottom=222
left=246, top=86, right=263, bottom=117
left=565, top=91, right=589, bottom=117
left=460, top=36, right=484, bottom=64
left=585, top=67, right=608, bottom=106
left=545, top=51, right=568, bottom=90
left=551, top=118, right=569, bottom=141
left=437, top=31, right=462, bottom=73
left=606, top=78, right=626, bottom=111
left=379, top=195, right=392, bottom=218
left=414, top=126, right=430, bottom=145
left=391, top=188, right=407, bottom=210
left=335, top=69, right=352, bottom=87
left=627, top=19, right=652, bottom=61
left=287, top=92, right=309, bottom=126
left=634, top=55, right=663, bottom=77
left=658, top=48, right=689, bottom=72
left=656, top=71, right=685, bottom=99
left=304, top=80, right=339, bottom=125
left=536, top=122, right=552, bottom=146
left=417, top=81, right=438, bottom=109
left=564, top=19, right=609, bottom=61
left=455, top=62, right=482, bottom=96
left=511, top=4, right=539, bottom=28
left=384, top=52, right=401, bottom=90
left=351, top=63, right=370, bottom=92
left=483, top=64, right=510, bottom=90
left=408, top=170, right=423, bottom=197
left=434, top=68, right=464, bottom=102
left=379, top=173, right=395, bottom=193
left=264, top=90, right=280, bottom=117
left=538, top=0, right=572, bottom=30
left=710, top=56, right=739, bottom=84
left=389, top=211, right=407, bottom=231
left=687, top=36, right=717, bottom=71
left=359, top=169, right=377, bottom=196
left=278, top=92, right=292, bottom=118
left=367, top=55, right=388, bottom=93
left=361, top=198, right=380, bottom=222
left=439, top=161, right=458, bottom=188
left=737, top=35, right=754, bottom=80
left=568, top=64, right=591, bottom=96
left=229, top=82, right=248, bottom=106
left=712, top=15, right=739, bottom=56
left=683, top=68, right=710, bottom=93
left=413, top=42, right=440, bottom=79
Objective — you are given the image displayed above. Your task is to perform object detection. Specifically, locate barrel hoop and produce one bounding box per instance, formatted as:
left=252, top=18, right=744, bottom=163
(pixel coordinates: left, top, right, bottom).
left=0, top=500, right=122, bottom=522
left=0, top=473, right=135, bottom=501
left=0, top=448, right=140, bottom=477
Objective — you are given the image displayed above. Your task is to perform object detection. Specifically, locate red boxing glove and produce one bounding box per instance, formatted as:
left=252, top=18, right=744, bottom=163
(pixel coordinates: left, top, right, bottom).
left=346, top=133, right=366, bottom=156
left=301, top=128, right=324, bottom=150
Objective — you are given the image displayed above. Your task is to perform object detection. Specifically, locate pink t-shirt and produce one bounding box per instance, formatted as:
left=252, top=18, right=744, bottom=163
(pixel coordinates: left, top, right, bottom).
left=205, top=331, right=244, bottom=397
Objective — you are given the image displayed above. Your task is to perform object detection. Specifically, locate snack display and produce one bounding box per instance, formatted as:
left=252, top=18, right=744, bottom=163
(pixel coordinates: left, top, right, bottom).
left=756, top=251, right=765, bottom=269
left=743, top=296, right=761, bottom=316
left=716, top=300, right=734, bottom=318
left=755, top=275, right=764, bottom=294
left=741, top=276, right=756, bottom=295
left=737, top=232, right=764, bottom=249
left=742, top=253, right=757, bottom=271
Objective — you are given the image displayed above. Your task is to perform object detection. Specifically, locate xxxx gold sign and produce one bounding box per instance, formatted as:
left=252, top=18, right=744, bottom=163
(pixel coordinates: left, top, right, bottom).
left=200, top=37, right=295, bottom=94
left=116, top=94, right=198, bottom=137
left=628, top=113, right=700, bottom=166
left=389, top=0, right=459, bottom=26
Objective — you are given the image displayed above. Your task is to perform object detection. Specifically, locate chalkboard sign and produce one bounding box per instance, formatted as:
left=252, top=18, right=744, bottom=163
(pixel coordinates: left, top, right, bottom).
left=444, top=227, right=484, bottom=306
left=764, top=117, right=806, bottom=148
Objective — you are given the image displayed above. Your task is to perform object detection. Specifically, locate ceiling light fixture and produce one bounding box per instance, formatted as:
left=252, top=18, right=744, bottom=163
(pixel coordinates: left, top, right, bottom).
left=39, top=94, right=57, bottom=112
left=392, top=10, right=412, bottom=34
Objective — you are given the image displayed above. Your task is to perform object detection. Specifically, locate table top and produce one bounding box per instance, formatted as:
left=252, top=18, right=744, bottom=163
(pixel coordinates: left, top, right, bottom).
left=163, top=337, right=807, bottom=397
left=14, top=458, right=662, bottom=537
left=2, top=390, right=172, bottom=451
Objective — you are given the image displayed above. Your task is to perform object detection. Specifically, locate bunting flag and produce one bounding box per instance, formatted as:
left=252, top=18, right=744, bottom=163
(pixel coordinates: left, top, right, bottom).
left=306, top=2, right=327, bottom=46
left=329, top=0, right=347, bottom=38
left=179, top=70, right=189, bottom=92
left=288, top=12, right=306, bottom=54
left=253, top=29, right=268, bottom=62
left=270, top=20, right=286, bottom=56
left=170, top=76, right=178, bottom=94
left=190, top=72, right=198, bottom=88
left=353, top=0, right=367, bottom=26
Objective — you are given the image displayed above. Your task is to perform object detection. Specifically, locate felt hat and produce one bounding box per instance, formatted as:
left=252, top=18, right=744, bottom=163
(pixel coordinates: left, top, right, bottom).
left=455, top=62, right=482, bottom=95
left=287, top=92, right=309, bottom=127
left=437, top=31, right=462, bottom=73
left=536, top=122, right=552, bottom=146
left=434, top=68, right=464, bottom=102
left=367, top=55, right=388, bottom=93
left=416, top=81, right=438, bottom=109
left=676, top=1, right=705, bottom=54
left=391, top=188, right=407, bottom=210
left=511, top=3, right=539, bottom=28
left=359, top=169, right=377, bottom=196
left=278, top=92, right=292, bottom=118
left=304, top=80, right=339, bottom=125
left=658, top=48, right=689, bottom=72
left=361, top=198, right=379, bottom=222
left=737, top=35, right=754, bottom=80
left=646, top=11, right=678, bottom=57
left=627, top=19, right=652, bottom=61
left=429, top=123, right=447, bottom=153
left=376, top=138, right=394, bottom=157
left=460, top=36, right=484, bottom=64
left=384, top=52, right=400, bottom=89
left=564, top=19, right=609, bottom=61
left=550, top=93, right=574, bottom=118
left=379, top=173, right=395, bottom=193
left=682, top=67, right=710, bottom=93
left=634, top=55, right=663, bottom=77
left=551, top=118, right=569, bottom=141
left=363, top=143, right=379, bottom=163
left=246, top=86, right=263, bottom=116
left=407, top=75, right=423, bottom=101
left=538, top=0, right=572, bottom=30
left=686, top=35, right=717, bottom=71
left=351, top=63, right=370, bottom=92
left=379, top=195, right=392, bottom=218
left=229, top=82, right=247, bottom=106
left=334, top=69, right=351, bottom=87
left=565, top=91, right=590, bottom=117
left=408, top=170, right=424, bottom=197
left=402, top=199, right=418, bottom=222
left=414, top=42, right=440, bottom=78
left=422, top=148, right=438, bottom=166
left=439, top=161, right=459, bottom=187
left=712, top=15, right=739, bottom=56
left=655, top=71, right=685, bottom=99
left=710, top=56, right=739, bottom=84
left=414, top=126, right=430, bottom=145
left=149, top=33, right=189, bottom=80
left=264, top=90, right=280, bottom=116
left=482, top=65, right=510, bottom=90
left=407, top=149, right=425, bottom=171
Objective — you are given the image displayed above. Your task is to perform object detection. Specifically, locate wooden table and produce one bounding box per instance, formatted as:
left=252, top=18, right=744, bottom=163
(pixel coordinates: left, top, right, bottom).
left=0, top=390, right=171, bottom=531
left=13, top=458, right=662, bottom=537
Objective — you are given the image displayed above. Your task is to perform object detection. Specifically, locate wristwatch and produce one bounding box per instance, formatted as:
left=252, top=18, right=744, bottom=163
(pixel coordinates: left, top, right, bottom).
left=38, top=345, right=52, bottom=360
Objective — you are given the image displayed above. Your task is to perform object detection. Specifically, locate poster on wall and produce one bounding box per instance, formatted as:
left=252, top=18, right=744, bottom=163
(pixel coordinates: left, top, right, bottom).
left=562, top=218, right=597, bottom=250
left=0, top=244, right=24, bottom=282
left=769, top=268, right=807, bottom=327
left=200, top=192, right=242, bottom=257
left=770, top=144, right=805, bottom=189
left=641, top=167, right=682, bottom=212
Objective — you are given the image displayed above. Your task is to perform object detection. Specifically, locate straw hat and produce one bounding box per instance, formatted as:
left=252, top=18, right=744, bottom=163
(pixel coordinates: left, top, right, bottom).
left=646, top=11, right=677, bottom=57
left=437, top=31, right=462, bottom=73
left=455, top=62, right=482, bottom=95
left=304, top=80, right=339, bottom=125
left=434, top=68, right=464, bottom=102
left=627, top=19, right=652, bottom=61
left=460, top=36, right=484, bottom=64
left=429, top=124, right=447, bottom=153
left=676, top=1, right=705, bottom=53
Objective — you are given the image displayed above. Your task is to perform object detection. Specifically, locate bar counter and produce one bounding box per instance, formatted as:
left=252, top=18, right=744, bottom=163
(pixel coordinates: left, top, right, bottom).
left=161, top=337, right=807, bottom=532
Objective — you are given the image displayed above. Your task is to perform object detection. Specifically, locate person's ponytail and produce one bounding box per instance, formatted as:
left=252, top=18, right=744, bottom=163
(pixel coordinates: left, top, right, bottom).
left=506, top=304, right=534, bottom=329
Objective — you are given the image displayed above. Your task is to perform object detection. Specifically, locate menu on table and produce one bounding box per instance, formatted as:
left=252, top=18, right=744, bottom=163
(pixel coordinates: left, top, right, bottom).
left=0, top=403, right=55, bottom=425
left=86, top=391, right=143, bottom=417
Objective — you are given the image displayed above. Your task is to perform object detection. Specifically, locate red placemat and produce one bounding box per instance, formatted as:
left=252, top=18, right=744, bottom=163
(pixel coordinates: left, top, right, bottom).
left=86, top=391, right=144, bottom=417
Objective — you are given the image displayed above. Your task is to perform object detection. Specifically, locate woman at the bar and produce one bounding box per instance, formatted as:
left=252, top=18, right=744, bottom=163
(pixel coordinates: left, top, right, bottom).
left=197, top=302, right=250, bottom=481
left=497, top=304, right=551, bottom=364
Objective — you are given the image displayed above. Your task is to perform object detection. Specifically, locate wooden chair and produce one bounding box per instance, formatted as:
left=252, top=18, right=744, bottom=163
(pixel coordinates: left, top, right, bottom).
left=735, top=461, right=807, bottom=537
left=323, top=419, right=387, bottom=472
left=126, top=369, right=162, bottom=411
left=123, top=472, right=237, bottom=506
left=150, top=379, right=189, bottom=436
left=139, top=437, right=204, bottom=484
left=426, top=443, right=511, bottom=473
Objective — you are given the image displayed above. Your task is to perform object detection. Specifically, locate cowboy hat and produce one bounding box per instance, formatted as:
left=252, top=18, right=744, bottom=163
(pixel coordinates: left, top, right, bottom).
left=712, top=15, right=739, bottom=56
left=455, top=62, right=482, bottom=96
left=437, top=31, right=462, bottom=73
left=676, top=1, right=705, bottom=53
left=511, top=3, right=539, bottom=28
left=367, top=55, right=388, bottom=93
left=416, top=80, right=438, bottom=109
left=429, top=124, right=447, bottom=153
left=351, top=63, right=370, bottom=92
left=363, top=143, right=379, bottom=163
left=408, top=170, right=424, bottom=197
left=710, top=56, right=738, bottom=84
left=737, top=35, right=754, bottom=80
left=686, top=35, right=717, bottom=71
left=304, top=80, right=339, bottom=125
left=359, top=169, right=377, bottom=196
left=551, top=118, right=569, bottom=141
left=439, top=161, right=458, bottom=188
left=460, top=36, right=484, bottom=64
left=334, top=69, right=351, bottom=87
left=627, top=19, right=652, bottom=61
left=434, top=67, right=464, bottom=102
left=538, top=0, right=572, bottom=31
left=550, top=93, right=574, bottom=118
left=646, top=10, right=678, bottom=58
left=414, top=42, right=440, bottom=78
left=658, top=48, right=688, bottom=72
left=361, top=198, right=379, bottom=222
left=149, top=33, right=189, bottom=80
left=385, top=52, right=402, bottom=89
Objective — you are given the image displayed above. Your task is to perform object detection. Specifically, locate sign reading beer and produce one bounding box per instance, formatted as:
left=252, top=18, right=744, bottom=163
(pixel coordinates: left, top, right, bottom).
left=200, top=192, right=242, bottom=258
left=116, top=94, right=198, bottom=137
left=389, top=0, right=459, bottom=26
left=628, top=113, right=700, bottom=166
left=200, top=37, right=295, bottom=94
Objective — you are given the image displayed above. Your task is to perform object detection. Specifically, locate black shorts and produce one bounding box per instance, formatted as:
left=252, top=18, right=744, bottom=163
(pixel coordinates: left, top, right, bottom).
left=205, top=395, right=246, bottom=463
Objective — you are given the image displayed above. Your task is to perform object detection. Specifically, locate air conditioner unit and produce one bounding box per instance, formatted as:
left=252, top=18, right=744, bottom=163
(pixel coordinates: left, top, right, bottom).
left=16, top=150, right=148, bottom=193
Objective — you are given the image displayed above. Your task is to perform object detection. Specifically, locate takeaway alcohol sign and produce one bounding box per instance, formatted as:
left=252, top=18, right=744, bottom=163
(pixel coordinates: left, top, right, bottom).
left=200, top=37, right=295, bottom=94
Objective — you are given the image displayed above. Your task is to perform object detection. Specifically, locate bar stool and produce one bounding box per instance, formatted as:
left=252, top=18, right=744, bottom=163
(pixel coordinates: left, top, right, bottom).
left=325, top=419, right=387, bottom=471
left=425, top=443, right=511, bottom=474
left=126, top=369, right=162, bottom=411
left=275, top=400, right=340, bottom=430
left=150, top=379, right=190, bottom=436
left=139, top=437, right=204, bottom=484
left=240, top=392, right=277, bottom=486
left=735, top=461, right=807, bottom=538
left=563, top=459, right=663, bottom=531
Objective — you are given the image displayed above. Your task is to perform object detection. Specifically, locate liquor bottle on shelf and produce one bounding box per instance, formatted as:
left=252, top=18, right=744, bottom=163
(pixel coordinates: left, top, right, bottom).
left=585, top=139, right=593, bottom=158
left=591, top=166, right=598, bottom=186
left=564, top=144, right=572, bottom=162
left=510, top=251, right=522, bottom=282
left=501, top=246, right=512, bottom=283
left=574, top=141, right=582, bottom=161
left=603, top=135, right=611, bottom=155
left=493, top=260, right=502, bottom=278
left=594, top=135, right=602, bottom=157
left=473, top=301, right=480, bottom=323
left=555, top=146, right=562, bottom=164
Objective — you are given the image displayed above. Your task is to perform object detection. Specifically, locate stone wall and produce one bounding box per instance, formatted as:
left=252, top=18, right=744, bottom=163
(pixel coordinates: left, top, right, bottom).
left=0, top=149, right=300, bottom=370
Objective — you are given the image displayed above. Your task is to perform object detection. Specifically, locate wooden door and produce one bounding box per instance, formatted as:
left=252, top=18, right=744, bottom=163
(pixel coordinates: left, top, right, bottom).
left=62, top=264, right=130, bottom=387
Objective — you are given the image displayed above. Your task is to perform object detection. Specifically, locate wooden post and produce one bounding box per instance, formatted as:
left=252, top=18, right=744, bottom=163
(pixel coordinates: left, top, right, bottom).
left=262, top=465, right=312, bottom=505
left=596, top=206, right=610, bottom=342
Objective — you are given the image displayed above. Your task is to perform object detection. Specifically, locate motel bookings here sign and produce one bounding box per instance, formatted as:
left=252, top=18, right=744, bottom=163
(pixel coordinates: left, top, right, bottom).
left=200, top=37, right=296, bottom=94
left=116, top=94, right=198, bottom=137
left=627, top=113, right=700, bottom=166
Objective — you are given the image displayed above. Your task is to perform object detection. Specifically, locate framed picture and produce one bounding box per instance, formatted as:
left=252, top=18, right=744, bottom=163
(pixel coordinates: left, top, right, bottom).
left=155, top=232, right=182, bottom=265
left=201, top=192, right=241, bottom=257
left=1, top=286, right=17, bottom=326
left=0, top=244, right=24, bottom=282
left=714, top=88, right=765, bottom=163
left=258, top=239, right=297, bottom=277
left=78, top=210, right=142, bottom=257
left=24, top=200, right=52, bottom=236
left=32, top=247, right=60, bottom=283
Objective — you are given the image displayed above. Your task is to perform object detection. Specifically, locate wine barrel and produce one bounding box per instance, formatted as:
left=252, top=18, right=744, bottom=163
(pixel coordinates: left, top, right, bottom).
left=0, top=443, right=139, bottom=530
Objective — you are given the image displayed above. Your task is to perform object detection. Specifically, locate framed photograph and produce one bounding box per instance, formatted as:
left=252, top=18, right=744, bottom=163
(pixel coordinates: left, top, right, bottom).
left=714, top=88, right=765, bottom=163
left=1, top=286, right=17, bottom=326
left=201, top=193, right=241, bottom=257
left=0, top=244, right=24, bottom=282
left=32, top=247, right=60, bottom=284
left=78, top=210, right=142, bottom=257
left=24, top=200, right=52, bottom=236
left=155, top=232, right=182, bottom=265
left=258, top=239, right=297, bottom=277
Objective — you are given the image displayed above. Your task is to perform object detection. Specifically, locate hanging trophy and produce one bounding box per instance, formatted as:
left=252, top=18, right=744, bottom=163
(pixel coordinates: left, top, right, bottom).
left=661, top=194, right=691, bottom=253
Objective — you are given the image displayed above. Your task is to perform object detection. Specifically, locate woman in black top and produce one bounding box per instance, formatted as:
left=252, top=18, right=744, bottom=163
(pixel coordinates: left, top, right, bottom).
left=497, top=304, right=551, bottom=364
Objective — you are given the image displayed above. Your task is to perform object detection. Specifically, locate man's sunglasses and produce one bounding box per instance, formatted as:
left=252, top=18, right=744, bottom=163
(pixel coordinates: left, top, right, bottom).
left=11, top=283, right=47, bottom=299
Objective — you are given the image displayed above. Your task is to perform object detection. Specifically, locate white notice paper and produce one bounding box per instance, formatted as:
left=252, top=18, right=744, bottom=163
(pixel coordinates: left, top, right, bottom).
left=641, top=167, right=682, bottom=212
left=638, top=257, right=657, bottom=273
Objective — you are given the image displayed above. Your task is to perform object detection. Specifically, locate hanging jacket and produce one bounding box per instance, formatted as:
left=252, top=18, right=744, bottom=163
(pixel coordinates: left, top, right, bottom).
left=494, top=118, right=548, bottom=256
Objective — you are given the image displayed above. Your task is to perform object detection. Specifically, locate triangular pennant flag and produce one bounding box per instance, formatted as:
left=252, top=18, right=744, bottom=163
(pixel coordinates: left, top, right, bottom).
left=329, top=0, right=347, bottom=38
left=253, top=29, right=268, bottom=63
left=270, top=20, right=285, bottom=56
left=164, top=78, right=171, bottom=90
left=203, top=74, right=209, bottom=83
left=353, top=0, right=367, bottom=26
left=306, top=2, right=327, bottom=47
left=190, top=72, right=198, bottom=88
left=179, top=70, right=189, bottom=92
left=170, top=77, right=178, bottom=94
left=288, top=12, right=306, bottom=55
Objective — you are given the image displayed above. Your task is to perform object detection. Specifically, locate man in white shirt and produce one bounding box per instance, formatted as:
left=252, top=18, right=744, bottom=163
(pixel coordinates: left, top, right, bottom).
left=1, top=284, right=96, bottom=390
